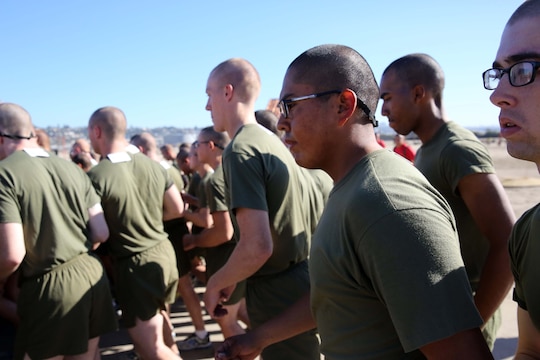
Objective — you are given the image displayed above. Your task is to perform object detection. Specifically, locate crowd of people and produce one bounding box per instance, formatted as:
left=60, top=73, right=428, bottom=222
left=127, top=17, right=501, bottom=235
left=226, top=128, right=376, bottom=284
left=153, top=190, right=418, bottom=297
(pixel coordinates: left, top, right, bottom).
left=1, top=1, right=540, bottom=359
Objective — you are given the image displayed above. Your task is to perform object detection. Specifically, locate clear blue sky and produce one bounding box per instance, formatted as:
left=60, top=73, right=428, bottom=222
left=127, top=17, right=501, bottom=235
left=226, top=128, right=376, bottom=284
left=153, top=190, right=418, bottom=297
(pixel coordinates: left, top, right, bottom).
left=1, top=0, right=522, bottom=130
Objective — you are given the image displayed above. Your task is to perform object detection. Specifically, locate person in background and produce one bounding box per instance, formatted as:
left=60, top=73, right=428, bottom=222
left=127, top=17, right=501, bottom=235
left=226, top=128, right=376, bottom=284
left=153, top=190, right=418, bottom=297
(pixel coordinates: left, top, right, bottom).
left=375, top=132, right=386, bottom=147
left=485, top=0, right=540, bottom=357
left=0, top=102, right=116, bottom=359
left=393, top=133, right=416, bottom=162
left=161, top=143, right=178, bottom=168
left=130, top=132, right=212, bottom=352
left=70, top=138, right=99, bottom=165
left=34, top=128, right=51, bottom=151
left=216, top=44, right=493, bottom=360
left=204, top=58, right=321, bottom=360
left=182, top=126, right=250, bottom=340
left=87, top=106, right=184, bottom=359
left=380, top=53, right=516, bottom=349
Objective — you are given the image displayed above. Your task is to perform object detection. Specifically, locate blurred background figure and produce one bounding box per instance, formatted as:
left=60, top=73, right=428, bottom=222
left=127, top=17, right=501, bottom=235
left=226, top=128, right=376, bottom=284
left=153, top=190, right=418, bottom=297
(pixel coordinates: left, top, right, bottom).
left=393, top=134, right=416, bottom=162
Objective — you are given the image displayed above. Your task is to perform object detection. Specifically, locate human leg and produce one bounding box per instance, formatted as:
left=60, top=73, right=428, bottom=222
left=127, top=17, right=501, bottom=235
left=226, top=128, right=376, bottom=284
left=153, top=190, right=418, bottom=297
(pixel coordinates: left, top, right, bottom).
left=127, top=313, right=181, bottom=360
left=215, top=301, right=246, bottom=339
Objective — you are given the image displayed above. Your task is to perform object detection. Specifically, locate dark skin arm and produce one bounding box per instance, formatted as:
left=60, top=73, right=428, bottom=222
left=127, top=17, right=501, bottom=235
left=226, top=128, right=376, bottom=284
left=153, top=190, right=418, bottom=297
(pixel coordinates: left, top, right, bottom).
left=457, top=173, right=515, bottom=324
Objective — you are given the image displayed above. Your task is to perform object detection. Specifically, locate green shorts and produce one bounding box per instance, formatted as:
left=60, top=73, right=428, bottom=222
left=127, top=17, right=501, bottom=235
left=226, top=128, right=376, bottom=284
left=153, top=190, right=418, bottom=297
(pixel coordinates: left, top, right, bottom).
left=15, top=253, right=117, bottom=360
left=115, top=240, right=179, bottom=328
left=246, top=260, right=320, bottom=360
left=206, top=241, right=245, bottom=305
left=164, top=217, right=191, bottom=277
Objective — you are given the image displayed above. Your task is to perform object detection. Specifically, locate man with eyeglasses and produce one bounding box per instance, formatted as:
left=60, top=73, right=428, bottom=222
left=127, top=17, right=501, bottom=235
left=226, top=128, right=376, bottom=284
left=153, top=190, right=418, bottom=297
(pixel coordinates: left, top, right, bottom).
left=216, top=44, right=492, bottom=360
left=486, top=1, right=540, bottom=358
left=379, top=53, right=516, bottom=349
left=0, top=103, right=117, bottom=359
left=203, top=58, right=321, bottom=360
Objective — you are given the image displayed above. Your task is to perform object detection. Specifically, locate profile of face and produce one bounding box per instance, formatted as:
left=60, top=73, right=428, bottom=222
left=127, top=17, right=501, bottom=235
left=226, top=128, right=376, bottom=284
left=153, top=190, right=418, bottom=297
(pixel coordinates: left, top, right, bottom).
left=188, top=145, right=199, bottom=171
left=489, top=15, right=540, bottom=165
left=277, top=68, right=339, bottom=170
left=379, top=70, right=417, bottom=136
left=205, top=72, right=226, bottom=133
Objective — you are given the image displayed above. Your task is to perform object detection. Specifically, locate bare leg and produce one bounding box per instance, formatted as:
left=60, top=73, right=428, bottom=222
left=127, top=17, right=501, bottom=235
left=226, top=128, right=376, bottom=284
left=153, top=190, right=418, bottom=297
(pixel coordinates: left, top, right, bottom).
left=237, top=298, right=251, bottom=330
left=215, top=302, right=245, bottom=339
left=127, top=313, right=182, bottom=359
left=161, top=308, right=179, bottom=355
left=176, top=274, right=205, bottom=331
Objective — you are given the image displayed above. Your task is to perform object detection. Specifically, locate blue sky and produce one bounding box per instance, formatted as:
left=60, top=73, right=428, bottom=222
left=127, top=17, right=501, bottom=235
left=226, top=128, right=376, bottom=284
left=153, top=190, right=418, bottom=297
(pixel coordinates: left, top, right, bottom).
left=1, top=1, right=522, bottom=130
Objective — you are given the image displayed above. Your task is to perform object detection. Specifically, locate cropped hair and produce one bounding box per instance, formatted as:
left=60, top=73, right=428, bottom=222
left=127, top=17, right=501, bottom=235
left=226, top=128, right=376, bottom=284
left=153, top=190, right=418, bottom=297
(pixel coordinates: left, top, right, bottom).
left=288, top=44, right=379, bottom=125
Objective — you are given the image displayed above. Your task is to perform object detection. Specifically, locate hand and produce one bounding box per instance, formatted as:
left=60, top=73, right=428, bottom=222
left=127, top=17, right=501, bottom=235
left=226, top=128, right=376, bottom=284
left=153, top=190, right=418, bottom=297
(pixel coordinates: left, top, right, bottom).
left=215, top=332, right=263, bottom=360
left=204, top=277, right=236, bottom=319
left=183, top=234, right=196, bottom=251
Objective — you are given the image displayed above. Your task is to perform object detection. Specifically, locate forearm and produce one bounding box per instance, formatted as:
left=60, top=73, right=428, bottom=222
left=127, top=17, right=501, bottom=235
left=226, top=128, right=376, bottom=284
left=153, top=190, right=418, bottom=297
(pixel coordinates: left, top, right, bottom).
left=210, top=238, right=271, bottom=290
left=183, top=210, right=212, bottom=228
left=192, top=227, right=230, bottom=248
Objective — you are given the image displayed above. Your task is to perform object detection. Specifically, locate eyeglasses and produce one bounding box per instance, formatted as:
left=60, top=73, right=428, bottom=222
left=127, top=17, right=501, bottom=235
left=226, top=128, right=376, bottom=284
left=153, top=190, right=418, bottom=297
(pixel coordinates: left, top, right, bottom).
left=482, top=61, right=540, bottom=90
left=278, top=89, right=378, bottom=127
left=193, top=140, right=224, bottom=150
left=0, top=131, right=35, bottom=140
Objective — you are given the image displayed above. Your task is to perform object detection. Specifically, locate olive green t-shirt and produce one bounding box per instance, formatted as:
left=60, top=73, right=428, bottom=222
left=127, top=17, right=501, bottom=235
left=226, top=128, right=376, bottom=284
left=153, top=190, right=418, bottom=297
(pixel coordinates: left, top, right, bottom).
left=509, top=203, right=540, bottom=331
left=223, top=124, right=310, bottom=276
left=310, top=150, right=482, bottom=359
left=161, top=160, right=185, bottom=191
left=0, top=149, right=99, bottom=278
left=88, top=148, right=172, bottom=258
left=415, top=121, right=495, bottom=288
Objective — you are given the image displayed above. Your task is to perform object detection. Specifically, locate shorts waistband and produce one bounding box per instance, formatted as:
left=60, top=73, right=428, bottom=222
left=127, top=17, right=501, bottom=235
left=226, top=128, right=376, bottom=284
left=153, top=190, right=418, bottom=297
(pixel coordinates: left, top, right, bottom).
left=20, top=252, right=91, bottom=284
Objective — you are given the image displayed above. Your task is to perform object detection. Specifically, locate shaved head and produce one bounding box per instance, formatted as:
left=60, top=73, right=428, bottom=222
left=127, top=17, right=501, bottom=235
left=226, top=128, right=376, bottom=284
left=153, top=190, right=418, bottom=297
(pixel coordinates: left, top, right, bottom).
left=287, top=44, right=379, bottom=125
left=89, top=106, right=127, bottom=140
left=507, top=0, right=540, bottom=25
left=382, top=53, right=445, bottom=108
left=210, top=58, right=261, bottom=103
left=0, top=103, right=35, bottom=138
left=130, top=132, right=157, bottom=154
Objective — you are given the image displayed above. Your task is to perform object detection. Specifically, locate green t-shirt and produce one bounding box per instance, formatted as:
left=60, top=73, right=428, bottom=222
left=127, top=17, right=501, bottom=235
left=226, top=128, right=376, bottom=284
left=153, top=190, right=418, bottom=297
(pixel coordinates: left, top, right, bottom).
left=197, top=170, right=213, bottom=209
left=310, top=150, right=482, bottom=359
left=0, top=149, right=99, bottom=278
left=223, top=124, right=311, bottom=276
left=161, top=160, right=185, bottom=191
left=88, top=148, right=172, bottom=258
left=415, top=121, right=495, bottom=288
left=509, top=203, right=540, bottom=331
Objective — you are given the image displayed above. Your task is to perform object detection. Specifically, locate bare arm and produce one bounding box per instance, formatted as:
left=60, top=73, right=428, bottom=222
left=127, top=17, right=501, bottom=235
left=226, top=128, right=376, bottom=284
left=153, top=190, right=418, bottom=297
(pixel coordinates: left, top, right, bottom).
left=88, top=203, right=109, bottom=247
left=0, top=223, right=25, bottom=281
left=184, top=210, right=233, bottom=250
left=204, top=208, right=273, bottom=317
left=419, top=328, right=493, bottom=359
left=458, top=173, right=515, bottom=323
left=163, top=184, right=185, bottom=221
left=216, top=292, right=316, bottom=360
left=183, top=206, right=212, bottom=228
left=515, top=307, right=540, bottom=359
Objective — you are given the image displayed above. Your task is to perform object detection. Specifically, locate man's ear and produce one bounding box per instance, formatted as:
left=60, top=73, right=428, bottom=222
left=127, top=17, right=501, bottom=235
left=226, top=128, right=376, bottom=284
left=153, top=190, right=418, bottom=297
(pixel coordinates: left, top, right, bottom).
left=224, top=84, right=234, bottom=101
left=337, top=89, right=357, bottom=126
left=413, top=85, right=426, bottom=103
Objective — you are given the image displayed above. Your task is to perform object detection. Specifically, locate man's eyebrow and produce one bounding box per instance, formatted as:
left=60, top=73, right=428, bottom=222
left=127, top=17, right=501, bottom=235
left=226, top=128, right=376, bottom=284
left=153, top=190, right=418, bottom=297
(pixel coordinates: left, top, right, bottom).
left=493, top=52, right=540, bottom=67
left=380, top=91, right=389, bottom=100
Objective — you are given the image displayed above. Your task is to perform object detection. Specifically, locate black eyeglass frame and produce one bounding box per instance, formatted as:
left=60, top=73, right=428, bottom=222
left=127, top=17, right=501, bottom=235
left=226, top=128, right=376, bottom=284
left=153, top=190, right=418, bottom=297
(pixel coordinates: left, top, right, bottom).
left=482, top=61, right=540, bottom=90
left=0, top=131, right=35, bottom=140
left=193, top=140, right=224, bottom=150
left=278, top=89, right=378, bottom=127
